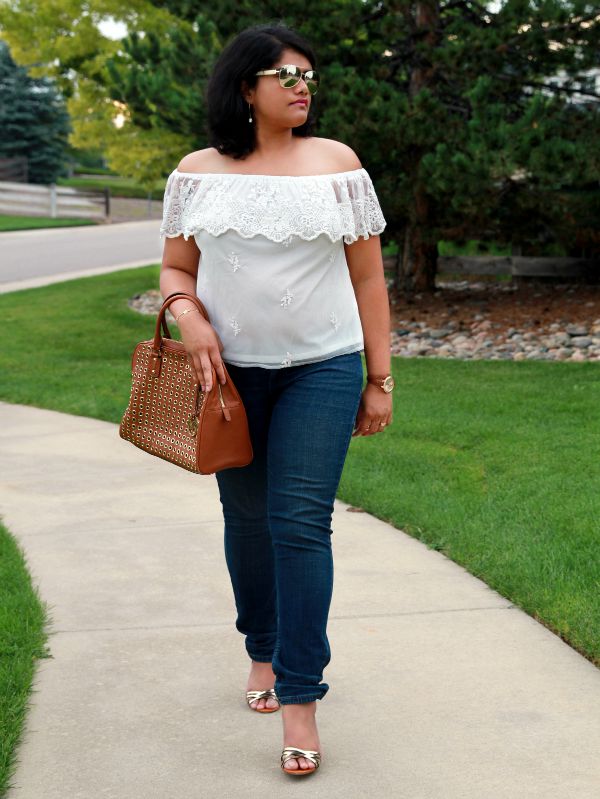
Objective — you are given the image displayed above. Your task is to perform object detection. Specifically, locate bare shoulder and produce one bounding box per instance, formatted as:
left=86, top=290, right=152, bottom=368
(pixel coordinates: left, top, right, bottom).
left=306, top=137, right=362, bottom=172
left=177, top=148, right=230, bottom=173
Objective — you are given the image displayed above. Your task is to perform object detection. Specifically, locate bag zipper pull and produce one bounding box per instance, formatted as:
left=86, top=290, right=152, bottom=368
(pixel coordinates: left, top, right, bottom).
left=218, top=384, right=231, bottom=421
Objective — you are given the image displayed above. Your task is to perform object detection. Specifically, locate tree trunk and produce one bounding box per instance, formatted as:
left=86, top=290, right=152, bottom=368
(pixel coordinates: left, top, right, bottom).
left=399, top=0, right=440, bottom=293
left=400, top=215, right=438, bottom=292
left=391, top=229, right=404, bottom=292
left=398, top=164, right=438, bottom=293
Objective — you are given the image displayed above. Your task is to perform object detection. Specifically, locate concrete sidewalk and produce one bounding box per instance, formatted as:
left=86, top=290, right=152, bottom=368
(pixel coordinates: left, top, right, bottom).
left=1, top=401, right=599, bottom=798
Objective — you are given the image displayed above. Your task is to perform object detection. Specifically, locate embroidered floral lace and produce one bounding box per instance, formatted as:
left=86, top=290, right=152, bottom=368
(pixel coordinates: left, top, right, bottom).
left=159, top=168, right=387, bottom=368
left=159, top=167, right=386, bottom=245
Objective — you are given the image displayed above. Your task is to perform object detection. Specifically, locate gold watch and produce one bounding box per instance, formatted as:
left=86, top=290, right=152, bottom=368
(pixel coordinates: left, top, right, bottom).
left=367, top=374, right=395, bottom=393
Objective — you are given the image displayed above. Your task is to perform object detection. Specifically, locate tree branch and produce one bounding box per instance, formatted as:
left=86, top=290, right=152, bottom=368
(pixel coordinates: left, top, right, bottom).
left=523, top=79, right=600, bottom=101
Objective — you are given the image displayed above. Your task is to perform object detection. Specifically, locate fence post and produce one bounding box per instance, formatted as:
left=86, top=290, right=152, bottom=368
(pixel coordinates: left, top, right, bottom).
left=49, top=183, right=57, bottom=218
left=104, top=187, right=110, bottom=221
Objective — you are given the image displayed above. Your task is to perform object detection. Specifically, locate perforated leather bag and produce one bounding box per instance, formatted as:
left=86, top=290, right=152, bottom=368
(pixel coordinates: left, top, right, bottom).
left=120, top=292, right=253, bottom=474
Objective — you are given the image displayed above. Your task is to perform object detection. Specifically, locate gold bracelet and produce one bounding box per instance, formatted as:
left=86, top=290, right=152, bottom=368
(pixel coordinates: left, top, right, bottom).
left=175, top=307, right=200, bottom=323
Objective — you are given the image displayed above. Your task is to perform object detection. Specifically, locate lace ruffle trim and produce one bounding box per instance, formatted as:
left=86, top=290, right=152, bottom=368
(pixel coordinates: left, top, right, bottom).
left=158, top=168, right=386, bottom=245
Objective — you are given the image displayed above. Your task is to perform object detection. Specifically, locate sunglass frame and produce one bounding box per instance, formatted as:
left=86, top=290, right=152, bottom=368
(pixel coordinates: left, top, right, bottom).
left=254, top=64, right=320, bottom=95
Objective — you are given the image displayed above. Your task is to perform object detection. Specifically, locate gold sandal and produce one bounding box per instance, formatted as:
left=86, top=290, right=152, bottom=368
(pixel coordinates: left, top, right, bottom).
left=281, top=746, right=321, bottom=776
left=246, top=688, right=280, bottom=713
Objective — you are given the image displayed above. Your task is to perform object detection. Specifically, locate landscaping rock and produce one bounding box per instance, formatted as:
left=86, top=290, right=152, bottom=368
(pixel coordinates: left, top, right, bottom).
left=128, top=291, right=175, bottom=324
left=548, top=332, right=571, bottom=347
left=571, top=337, right=593, bottom=349
left=555, top=348, right=573, bottom=360
left=566, top=324, right=588, bottom=336
left=428, top=328, right=452, bottom=339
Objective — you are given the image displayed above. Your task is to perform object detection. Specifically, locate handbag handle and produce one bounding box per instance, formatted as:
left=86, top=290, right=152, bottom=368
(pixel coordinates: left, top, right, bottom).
left=152, top=292, right=212, bottom=353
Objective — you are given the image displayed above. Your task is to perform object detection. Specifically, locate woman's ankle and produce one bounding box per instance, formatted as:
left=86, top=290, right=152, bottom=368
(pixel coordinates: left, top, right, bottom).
left=281, top=701, right=317, bottom=718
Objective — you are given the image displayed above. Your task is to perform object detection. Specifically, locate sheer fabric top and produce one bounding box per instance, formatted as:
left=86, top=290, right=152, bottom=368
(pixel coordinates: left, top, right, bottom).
left=159, top=167, right=386, bottom=369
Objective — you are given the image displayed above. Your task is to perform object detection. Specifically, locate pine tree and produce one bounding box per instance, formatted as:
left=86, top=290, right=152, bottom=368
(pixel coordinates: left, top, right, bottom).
left=365, top=0, right=600, bottom=289
left=0, top=40, right=71, bottom=184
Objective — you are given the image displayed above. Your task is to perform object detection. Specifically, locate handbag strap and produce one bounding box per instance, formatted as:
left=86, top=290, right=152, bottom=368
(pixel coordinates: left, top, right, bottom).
left=152, top=292, right=211, bottom=353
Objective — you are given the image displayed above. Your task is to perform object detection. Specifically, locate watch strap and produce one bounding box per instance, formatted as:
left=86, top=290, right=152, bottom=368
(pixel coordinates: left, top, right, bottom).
left=367, top=374, right=392, bottom=389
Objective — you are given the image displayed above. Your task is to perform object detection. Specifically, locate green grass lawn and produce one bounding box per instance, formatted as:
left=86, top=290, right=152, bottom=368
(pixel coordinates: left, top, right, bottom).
left=0, top=266, right=598, bottom=785
left=437, top=239, right=513, bottom=256
left=340, top=359, right=600, bottom=665
left=0, top=267, right=163, bottom=420
left=57, top=175, right=165, bottom=200
left=0, top=215, right=98, bottom=232
left=381, top=239, right=514, bottom=259
left=0, top=522, right=51, bottom=797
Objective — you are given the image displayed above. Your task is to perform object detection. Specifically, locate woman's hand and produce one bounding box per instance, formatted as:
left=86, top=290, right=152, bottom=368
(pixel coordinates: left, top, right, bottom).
left=178, top=313, right=226, bottom=392
left=352, top=384, right=393, bottom=437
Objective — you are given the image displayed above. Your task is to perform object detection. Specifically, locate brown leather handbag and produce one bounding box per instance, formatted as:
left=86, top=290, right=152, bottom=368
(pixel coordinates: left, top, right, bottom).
left=119, top=292, right=253, bottom=474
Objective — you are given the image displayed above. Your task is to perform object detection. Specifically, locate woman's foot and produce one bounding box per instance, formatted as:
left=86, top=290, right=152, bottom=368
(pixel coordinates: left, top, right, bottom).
left=281, top=701, right=321, bottom=772
left=246, top=661, right=279, bottom=711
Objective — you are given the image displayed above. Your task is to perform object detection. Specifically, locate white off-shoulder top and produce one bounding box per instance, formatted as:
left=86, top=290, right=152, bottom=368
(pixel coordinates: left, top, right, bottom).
left=159, top=167, right=386, bottom=368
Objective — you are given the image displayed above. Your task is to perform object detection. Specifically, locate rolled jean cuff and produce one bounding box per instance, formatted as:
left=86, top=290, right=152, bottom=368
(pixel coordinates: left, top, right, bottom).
left=245, top=632, right=277, bottom=663
left=278, top=693, right=326, bottom=705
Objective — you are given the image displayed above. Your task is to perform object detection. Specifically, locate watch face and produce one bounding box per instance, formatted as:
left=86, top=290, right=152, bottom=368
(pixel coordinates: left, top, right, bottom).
left=383, top=376, right=395, bottom=393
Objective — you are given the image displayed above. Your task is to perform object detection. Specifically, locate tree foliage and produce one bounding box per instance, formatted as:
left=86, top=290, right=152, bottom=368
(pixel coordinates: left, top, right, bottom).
left=0, top=40, right=71, bottom=183
left=1, top=0, right=598, bottom=286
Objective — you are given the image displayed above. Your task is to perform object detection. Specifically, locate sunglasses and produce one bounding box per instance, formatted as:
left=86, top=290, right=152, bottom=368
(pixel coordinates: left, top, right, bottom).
left=254, top=64, right=320, bottom=95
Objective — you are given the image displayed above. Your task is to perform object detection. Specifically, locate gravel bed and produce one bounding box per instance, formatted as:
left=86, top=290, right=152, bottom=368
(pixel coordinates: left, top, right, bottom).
left=391, top=319, right=600, bottom=361
left=130, top=288, right=600, bottom=362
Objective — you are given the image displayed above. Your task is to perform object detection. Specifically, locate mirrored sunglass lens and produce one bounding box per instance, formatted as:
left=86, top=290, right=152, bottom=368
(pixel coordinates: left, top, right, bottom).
left=279, top=65, right=301, bottom=87
left=305, top=71, right=319, bottom=94
left=277, top=65, right=319, bottom=93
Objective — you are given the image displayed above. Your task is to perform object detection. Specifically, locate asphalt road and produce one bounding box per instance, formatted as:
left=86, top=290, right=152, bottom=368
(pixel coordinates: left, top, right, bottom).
left=0, top=220, right=163, bottom=293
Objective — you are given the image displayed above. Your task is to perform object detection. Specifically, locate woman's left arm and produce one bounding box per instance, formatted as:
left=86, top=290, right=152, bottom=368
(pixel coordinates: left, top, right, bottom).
left=344, top=234, right=393, bottom=437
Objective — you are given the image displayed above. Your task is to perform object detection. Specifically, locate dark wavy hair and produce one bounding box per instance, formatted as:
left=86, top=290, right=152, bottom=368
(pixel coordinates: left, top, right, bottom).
left=206, top=22, right=318, bottom=160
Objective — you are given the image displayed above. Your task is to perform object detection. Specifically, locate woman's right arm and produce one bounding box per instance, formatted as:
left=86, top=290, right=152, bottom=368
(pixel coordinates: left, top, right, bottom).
left=159, top=234, right=226, bottom=392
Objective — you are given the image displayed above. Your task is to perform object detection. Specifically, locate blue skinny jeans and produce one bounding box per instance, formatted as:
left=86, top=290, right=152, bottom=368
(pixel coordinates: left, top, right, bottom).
left=215, top=351, right=364, bottom=705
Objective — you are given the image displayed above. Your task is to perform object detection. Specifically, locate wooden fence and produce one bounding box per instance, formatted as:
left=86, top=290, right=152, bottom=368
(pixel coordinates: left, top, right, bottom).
left=0, top=181, right=109, bottom=220
left=438, top=255, right=597, bottom=279
left=384, top=255, right=599, bottom=281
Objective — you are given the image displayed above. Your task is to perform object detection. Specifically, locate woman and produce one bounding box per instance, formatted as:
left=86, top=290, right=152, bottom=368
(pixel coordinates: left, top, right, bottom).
left=159, top=22, right=393, bottom=777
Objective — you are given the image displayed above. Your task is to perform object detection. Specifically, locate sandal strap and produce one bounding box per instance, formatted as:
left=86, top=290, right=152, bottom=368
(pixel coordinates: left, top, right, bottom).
left=281, top=747, right=321, bottom=769
left=246, top=688, right=279, bottom=705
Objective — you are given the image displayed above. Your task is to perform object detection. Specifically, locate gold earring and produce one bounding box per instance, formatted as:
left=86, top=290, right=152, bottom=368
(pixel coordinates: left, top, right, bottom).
left=248, top=102, right=253, bottom=123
